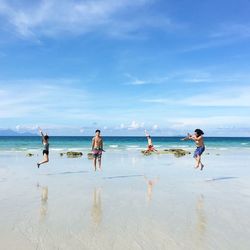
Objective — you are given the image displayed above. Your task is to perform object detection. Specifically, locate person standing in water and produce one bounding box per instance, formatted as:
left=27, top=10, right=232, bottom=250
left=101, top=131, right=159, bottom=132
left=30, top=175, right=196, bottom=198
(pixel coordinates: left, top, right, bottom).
left=144, top=130, right=157, bottom=153
left=92, top=130, right=104, bottom=171
left=37, top=127, right=49, bottom=168
left=181, top=129, right=205, bottom=170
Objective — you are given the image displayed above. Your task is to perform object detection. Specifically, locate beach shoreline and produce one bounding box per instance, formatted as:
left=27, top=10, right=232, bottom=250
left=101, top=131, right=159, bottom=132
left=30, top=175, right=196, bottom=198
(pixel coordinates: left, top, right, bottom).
left=0, top=145, right=250, bottom=249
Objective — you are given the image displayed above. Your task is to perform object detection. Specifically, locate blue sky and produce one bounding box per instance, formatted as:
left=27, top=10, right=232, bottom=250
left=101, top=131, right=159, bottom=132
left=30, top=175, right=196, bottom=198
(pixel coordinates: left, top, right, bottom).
left=0, top=0, right=250, bottom=136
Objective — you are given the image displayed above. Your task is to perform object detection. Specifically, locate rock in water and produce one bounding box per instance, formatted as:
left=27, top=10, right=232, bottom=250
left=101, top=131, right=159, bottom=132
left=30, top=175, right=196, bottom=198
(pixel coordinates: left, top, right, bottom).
left=66, top=151, right=83, bottom=158
left=26, top=153, right=34, bottom=157
left=87, top=153, right=94, bottom=159
left=141, top=150, right=153, bottom=156
left=163, top=149, right=191, bottom=157
left=142, top=148, right=190, bottom=157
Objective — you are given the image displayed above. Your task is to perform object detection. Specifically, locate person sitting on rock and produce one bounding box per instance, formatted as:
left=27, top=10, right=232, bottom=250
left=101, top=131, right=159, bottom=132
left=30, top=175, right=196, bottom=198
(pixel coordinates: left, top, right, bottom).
left=144, top=130, right=157, bottom=153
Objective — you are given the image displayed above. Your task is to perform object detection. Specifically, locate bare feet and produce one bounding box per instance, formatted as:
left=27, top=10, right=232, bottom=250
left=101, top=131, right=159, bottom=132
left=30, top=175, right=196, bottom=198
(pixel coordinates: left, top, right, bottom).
left=200, top=164, right=204, bottom=171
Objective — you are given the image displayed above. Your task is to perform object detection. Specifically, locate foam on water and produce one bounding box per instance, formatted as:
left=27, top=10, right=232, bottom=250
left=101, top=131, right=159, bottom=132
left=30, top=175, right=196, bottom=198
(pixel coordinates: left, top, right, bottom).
left=50, top=148, right=65, bottom=151
left=67, top=148, right=84, bottom=151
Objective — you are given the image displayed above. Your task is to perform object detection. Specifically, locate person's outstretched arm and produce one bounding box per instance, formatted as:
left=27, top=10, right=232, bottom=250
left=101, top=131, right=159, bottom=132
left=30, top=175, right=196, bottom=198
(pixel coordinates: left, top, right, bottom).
left=38, top=127, right=45, bottom=138
left=189, top=134, right=197, bottom=141
left=181, top=133, right=192, bottom=141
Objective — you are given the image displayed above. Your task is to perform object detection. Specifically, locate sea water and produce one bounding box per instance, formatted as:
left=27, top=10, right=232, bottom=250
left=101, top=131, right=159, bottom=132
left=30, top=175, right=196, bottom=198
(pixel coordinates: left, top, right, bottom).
left=0, top=136, right=249, bottom=152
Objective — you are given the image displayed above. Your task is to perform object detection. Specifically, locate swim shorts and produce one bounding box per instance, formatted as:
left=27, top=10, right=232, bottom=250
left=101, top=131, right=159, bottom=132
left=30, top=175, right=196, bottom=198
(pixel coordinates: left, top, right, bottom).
left=43, top=150, right=49, bottom=155
left=193, top=146, right=205, bottom=158
left=93, top=148, right=102, bottom=159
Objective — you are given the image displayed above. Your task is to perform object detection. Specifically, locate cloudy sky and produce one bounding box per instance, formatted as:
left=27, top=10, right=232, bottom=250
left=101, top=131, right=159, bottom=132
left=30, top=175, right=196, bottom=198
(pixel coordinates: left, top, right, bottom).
left=0, top=0, right=250, bottom=136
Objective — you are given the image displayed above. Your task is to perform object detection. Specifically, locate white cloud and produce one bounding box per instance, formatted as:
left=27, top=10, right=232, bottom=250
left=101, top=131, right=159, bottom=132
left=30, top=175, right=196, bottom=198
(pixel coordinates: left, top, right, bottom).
left=124, top=73, right=169, bottom=85
left=125, top=69, right=249, bottom=87
left=0, top=78, right=96, bottom=120
left=124, top=73, right=151, bottom=85
left=168, top=116, right=250, bottom=130
left=210, top=23, right=250, bottom=39
left=142, top=86, right=250, bottom=107
left=0, top=0, right=171, bottom=39
left=128, top=121, right=142, bottom=130
left=181, top=23, right=250, bottom=52
left=182, top=87, right=250, bottom=107
left=15, top=124, right=38, bottom=132
left=117, top=121, right=145, bottom=130
left=152, top=124, right=158, bottom=130
left=142, top=98, right=172, bottom=104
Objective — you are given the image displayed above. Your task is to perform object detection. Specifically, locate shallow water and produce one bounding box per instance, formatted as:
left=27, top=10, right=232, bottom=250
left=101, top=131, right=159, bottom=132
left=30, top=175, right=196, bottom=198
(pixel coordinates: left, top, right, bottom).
left=0, top=149, right=250, bottom=250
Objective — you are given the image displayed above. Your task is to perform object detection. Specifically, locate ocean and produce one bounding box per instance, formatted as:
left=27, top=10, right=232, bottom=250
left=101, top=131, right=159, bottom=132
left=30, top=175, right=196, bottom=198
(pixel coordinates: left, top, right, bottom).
left=0, top=136, right=249, bottom=152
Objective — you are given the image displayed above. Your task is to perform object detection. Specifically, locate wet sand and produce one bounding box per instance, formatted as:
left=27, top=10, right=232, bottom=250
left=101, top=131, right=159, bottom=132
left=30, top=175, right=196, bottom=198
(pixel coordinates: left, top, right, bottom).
left=0, top=149, right=250, bottom=250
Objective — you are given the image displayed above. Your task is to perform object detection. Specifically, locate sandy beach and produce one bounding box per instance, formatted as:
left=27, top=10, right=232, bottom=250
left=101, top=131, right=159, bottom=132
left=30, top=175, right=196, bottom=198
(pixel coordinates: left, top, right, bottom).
left=0, top=148, right=250, bottom=250
left=1, top=0, right=250, bottom=249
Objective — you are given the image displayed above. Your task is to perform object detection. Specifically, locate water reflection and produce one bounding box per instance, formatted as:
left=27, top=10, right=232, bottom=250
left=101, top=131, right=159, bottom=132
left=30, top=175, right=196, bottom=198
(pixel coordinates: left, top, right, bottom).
left=37, top=184, right=48, bottom=221
left=91, top=188, right=102, bottom=226
left=195, top=194, right=207, bottom=247
left=144, top=176, right=159, bottom=202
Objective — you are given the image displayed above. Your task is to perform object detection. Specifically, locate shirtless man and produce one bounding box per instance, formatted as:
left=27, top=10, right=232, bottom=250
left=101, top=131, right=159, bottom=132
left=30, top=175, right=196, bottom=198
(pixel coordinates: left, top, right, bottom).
left=91, top=130, right=104, bottom=171
left=181, top=129, right=205, bottom=170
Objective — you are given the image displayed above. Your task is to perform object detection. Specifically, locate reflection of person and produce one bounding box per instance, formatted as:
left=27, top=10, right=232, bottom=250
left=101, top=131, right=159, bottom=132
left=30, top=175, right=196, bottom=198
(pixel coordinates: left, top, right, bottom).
left=91, top=130, right=104, bottom=171
left=91, top=188, right=102, bottom=225
left=144, top=130, right=157, bottom=153
left=37, top=127, right=49, bottom=168
left=181, top=129, right=205, bottom=170
left=37, top=184, right=48, bottom=220
left=144, top=176, right=158, bottom=202
left=195, top=194, right=206, bottom=245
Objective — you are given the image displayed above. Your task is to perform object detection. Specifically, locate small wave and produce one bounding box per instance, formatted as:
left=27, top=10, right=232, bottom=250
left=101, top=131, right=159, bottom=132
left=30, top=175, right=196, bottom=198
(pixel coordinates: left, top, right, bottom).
left=67, top=148, right=84, bottom=151
left=126, top=147, right=144, bottom=151
left=51, top=148, right=65, bottom=151
left=8, top=148, right=40, bottom=152
left=218, top=148, right=229, bottom=151
left=127, top=145, right=140, bottom=148
left=109, top=145, right=119, bottom=148
left=241, top=143, right=248, bottom=145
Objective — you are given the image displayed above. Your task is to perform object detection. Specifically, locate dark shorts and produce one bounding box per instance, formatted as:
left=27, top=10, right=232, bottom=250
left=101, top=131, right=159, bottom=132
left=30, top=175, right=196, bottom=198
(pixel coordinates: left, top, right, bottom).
left=193, top=146, right=205, bottom=158
left=43, top=150, right=49, bottom=155
left=93, top=149, right=102, bottom=159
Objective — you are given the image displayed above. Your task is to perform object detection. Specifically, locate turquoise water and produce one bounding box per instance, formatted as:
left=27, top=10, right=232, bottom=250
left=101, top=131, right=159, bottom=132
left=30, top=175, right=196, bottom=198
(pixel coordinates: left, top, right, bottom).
left=0, top=136, right=249, bottom=151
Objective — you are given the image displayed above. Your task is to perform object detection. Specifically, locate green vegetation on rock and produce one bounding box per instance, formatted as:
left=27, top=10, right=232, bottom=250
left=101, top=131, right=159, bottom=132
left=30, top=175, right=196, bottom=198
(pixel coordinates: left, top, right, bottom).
left=66, top=151, right=83, bottom=158
left=142, top=148, right=191, bottom=157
